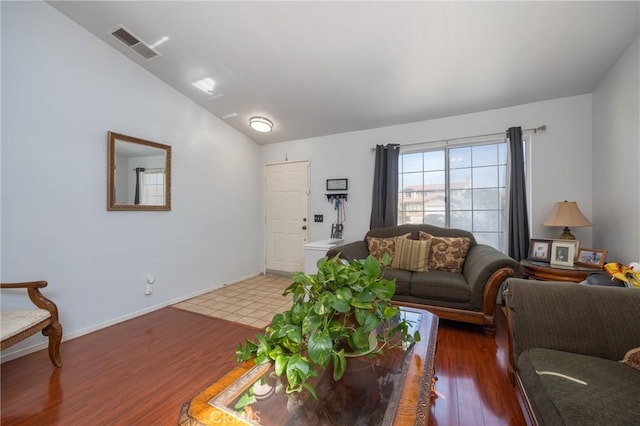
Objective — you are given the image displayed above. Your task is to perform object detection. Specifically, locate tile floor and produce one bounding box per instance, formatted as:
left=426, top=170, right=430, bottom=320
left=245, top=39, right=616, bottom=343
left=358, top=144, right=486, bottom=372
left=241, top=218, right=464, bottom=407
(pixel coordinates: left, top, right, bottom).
left=173, top=274, right=293, bottom=328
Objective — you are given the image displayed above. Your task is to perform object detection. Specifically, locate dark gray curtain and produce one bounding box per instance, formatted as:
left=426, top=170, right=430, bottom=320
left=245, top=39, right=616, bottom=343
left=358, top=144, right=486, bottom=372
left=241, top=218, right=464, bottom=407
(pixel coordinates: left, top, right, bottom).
left=370, top=144, right=399, bottom=229
left=134, top=167, right=145, bottom=205
left=506, top=127, right=530, bottom=260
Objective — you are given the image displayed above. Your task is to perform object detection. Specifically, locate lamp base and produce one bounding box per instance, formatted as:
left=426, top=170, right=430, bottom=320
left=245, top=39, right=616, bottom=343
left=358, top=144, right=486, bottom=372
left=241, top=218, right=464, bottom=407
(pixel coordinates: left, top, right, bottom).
left=560, top=227, right=575, bottom=240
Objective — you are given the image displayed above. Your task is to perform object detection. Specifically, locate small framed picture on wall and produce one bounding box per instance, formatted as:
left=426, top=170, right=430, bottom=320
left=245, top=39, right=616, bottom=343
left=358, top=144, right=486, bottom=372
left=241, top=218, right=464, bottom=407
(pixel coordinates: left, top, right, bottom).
left=326, top=178, right=348, bottom=191
left=550, top=241, right=575, bottom=267
left=528, top=239, right=552, bottom=262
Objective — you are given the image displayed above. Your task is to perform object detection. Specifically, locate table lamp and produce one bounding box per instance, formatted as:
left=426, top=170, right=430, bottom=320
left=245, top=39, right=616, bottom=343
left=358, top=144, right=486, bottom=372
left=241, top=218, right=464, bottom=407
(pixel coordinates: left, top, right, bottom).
left=542, top=200, right=592, bottom=240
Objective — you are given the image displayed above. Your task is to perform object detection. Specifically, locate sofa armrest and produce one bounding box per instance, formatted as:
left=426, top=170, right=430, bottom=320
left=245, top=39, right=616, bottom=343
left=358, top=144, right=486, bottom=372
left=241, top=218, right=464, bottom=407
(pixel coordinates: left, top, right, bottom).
left=326, top=241, right=369, bottom=261
left=505, top=279, right=640, bottom=368
left=463, top=244, right=522, bottom=311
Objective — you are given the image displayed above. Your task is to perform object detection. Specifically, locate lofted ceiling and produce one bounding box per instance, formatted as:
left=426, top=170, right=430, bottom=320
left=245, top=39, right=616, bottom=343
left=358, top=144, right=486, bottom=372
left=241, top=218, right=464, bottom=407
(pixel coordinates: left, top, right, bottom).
left=48, top=1, right=639, bottom=145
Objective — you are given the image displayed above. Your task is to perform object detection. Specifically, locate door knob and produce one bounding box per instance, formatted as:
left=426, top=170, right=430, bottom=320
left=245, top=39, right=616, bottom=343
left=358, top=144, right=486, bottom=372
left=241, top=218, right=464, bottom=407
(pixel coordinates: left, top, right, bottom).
left=302, top=225, right=307, bottom=230
left=303, top=218, right=307, bottom=222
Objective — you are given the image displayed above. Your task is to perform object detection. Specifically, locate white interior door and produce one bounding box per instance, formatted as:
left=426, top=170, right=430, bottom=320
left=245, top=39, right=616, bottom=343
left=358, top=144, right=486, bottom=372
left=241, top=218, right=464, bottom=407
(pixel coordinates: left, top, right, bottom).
left=265, top=161, right=309, bottom=273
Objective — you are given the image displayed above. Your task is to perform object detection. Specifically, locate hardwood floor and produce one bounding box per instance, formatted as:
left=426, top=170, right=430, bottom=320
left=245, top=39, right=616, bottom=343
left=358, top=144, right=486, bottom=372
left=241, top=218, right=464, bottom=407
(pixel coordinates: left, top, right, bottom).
left=1, top=308, right=260, bottom=426
left=429, top=311, right=525, bottom=426
left=1, top=306, right=525, bottom=425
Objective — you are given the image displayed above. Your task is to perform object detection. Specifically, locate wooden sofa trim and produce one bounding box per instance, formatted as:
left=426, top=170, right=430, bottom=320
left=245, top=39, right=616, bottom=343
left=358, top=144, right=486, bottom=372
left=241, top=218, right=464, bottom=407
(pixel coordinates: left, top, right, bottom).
left=395, top=267, right=516, bottom=336
left=1, top=281, right=63, bottom=367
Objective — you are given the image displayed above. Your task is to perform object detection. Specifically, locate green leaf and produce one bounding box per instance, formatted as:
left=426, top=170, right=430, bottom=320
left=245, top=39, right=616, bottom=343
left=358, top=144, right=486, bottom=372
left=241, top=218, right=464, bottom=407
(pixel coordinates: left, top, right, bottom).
left=291, top=303, right=304, bottom=325
left=332, top=349, right=346, bottom=381
left=302, top=382, right=318, bottom=400
left=235, top=340, right=257, bottom=362
left=255, top=352, right=270, bottom=365
left=331, top=287, right=352, bottom=312
left=234, top=391, right=257, bottom=410
left=354, top=308, right=368, bottom=326
left=275, top=354, right=287, bottom=376
left=371, top=279, right=395, bottom=300
left=331, top=298, right=351, bottom=313
left=268, top=345, right=283, bottom=360
left=363, top=255, right=381, bottom=277
left=360, top=311, right=382, bottom=333
left=350, top=300, right=373, bottom=309
left=308, top=330, right=332, bottom=367
left=256, top=334, right=270, bottom=356
left=285, top=353, right=310, bottom=392
left=302, top=312, right=322, bottom=335
left=382, top=305, right=400, bottom=320
left=284, top=324, right=302, bottom=344
left=313, top=292, right=333, bottom=315
left=353, top=288, right=376, bottom=303
left=351, top=327, right=369, bottom=350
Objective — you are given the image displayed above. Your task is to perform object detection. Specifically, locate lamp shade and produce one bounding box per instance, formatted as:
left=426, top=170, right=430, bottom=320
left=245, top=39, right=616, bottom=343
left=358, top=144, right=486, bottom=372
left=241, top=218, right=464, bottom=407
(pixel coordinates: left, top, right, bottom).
left=543, top=201, right=592, bottom=227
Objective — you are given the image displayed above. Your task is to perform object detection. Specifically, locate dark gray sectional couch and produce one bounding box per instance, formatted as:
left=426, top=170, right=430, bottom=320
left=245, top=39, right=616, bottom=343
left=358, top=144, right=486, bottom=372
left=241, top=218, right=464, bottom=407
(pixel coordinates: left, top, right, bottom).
left=505, top=279, right=640, bottom=425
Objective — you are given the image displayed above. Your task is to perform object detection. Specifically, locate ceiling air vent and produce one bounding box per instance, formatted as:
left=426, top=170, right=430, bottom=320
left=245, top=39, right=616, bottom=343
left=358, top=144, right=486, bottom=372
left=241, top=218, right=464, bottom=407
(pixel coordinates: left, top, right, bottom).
left=109, top=25, right=161, bottom=61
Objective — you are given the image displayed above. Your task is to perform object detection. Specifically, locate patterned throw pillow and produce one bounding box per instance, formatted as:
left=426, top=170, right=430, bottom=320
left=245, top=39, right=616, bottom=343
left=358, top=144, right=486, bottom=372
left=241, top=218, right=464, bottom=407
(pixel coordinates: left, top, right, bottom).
left=419, top=231, right=471, bottom=273
left=391, top=238, right=432, bottom=272
left=621, top=347, right=640, bottom=372
left=367, top=233, right=411, bottom=263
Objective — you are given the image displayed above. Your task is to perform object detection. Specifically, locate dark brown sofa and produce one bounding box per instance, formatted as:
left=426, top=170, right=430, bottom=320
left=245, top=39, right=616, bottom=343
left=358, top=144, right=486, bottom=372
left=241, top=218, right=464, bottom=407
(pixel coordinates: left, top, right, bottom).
left=504, top=279, right=640, bottom=425
left=327, top=224, right=522, bottom=336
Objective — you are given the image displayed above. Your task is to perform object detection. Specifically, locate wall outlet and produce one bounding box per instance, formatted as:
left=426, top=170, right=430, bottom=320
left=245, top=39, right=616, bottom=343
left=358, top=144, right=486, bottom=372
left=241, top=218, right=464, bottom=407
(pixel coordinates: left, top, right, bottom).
left=145, top=282, right=153, bottom=295
left=314, top=214, right=323, bottom=223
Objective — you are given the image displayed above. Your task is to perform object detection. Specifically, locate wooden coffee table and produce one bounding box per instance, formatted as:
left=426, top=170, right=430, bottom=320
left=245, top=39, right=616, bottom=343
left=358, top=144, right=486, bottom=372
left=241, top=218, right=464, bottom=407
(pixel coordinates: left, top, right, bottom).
left=178, top=307, right=438, bottom=426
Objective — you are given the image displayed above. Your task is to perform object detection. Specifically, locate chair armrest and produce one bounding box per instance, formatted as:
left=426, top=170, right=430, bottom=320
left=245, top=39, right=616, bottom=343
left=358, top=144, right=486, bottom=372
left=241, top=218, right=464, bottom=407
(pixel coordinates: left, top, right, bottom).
left=463, top=245, right=522, bottom=310
left=504, top=279, right=640, bottom=368
left=326, top=241, right=369, bottom=261
left=1, top=281, right=59, bottom=323
left=1, top=281, right=47, bottom=289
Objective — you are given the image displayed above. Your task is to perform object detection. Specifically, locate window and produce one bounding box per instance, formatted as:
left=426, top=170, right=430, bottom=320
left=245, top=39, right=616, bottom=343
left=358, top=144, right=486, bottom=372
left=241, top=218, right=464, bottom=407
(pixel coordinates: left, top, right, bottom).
left=141, top=171, right=165, bottom=206
left=398, top=140, right=509, bottom=250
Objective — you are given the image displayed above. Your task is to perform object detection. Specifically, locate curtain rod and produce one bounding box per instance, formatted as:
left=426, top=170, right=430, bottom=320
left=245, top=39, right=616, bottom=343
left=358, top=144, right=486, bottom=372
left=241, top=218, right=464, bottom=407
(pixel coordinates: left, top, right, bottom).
left=371, top=125, right=547, bottom=151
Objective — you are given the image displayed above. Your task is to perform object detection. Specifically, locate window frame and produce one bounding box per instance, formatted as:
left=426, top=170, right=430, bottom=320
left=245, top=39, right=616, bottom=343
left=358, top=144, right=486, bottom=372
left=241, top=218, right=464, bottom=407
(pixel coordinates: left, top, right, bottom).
left=397, top=136, right=530, bottom=251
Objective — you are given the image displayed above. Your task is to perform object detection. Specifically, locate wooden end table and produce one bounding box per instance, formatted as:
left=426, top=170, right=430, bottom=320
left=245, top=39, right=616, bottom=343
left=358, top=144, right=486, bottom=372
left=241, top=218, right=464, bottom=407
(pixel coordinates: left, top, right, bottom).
left=178, top=307, right=438, bottom=426
left=520, top=259, right=602, bottom=283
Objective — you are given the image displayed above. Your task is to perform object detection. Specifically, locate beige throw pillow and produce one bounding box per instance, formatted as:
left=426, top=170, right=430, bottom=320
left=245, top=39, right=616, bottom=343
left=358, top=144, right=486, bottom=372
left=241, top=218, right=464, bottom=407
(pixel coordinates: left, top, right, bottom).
left=391, top=238, right=432, bottom=272
left=419, top=231, right=471, bottom=273
left=367, top=233, right=411, bottom=263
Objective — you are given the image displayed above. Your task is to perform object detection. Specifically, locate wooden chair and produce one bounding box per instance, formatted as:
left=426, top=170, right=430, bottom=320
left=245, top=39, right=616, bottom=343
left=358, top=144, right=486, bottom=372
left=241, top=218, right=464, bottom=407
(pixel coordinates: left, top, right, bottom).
left=1, top=281, right=63, bottom=367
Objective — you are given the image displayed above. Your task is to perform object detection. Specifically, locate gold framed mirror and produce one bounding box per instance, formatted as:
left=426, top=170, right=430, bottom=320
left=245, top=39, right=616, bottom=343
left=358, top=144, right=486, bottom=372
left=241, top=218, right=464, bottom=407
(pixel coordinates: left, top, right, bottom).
left=107, top=131, right=171, bottom=211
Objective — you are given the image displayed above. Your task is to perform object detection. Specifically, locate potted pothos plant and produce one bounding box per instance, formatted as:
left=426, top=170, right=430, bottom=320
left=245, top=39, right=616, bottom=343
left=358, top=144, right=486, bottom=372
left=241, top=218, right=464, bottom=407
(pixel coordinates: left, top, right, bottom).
left=235, top=254, right=421, bottom=399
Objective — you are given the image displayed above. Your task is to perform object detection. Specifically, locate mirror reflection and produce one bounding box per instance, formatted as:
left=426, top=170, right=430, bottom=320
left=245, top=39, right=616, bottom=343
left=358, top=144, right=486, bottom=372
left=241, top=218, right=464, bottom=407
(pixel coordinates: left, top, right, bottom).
left=107, top=132, right=171, bottom=211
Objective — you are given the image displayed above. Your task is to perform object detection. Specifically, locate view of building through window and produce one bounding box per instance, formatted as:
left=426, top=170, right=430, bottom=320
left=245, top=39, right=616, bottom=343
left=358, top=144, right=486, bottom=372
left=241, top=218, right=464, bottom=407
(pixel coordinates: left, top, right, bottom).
left=398, top=141, right=508, bottom=250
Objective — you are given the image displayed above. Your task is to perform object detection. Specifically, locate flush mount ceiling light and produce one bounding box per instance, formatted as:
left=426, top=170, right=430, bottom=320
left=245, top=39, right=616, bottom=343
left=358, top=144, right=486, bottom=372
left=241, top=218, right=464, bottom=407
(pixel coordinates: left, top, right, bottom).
left=249, top=116, right=273, bottom=133
left=192, top=78, right=215, bottom=95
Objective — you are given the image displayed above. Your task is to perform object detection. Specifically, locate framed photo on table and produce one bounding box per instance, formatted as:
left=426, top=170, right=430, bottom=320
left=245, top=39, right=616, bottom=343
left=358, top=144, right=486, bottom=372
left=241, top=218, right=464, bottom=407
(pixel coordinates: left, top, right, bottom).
left=550, top=241, right=575, bottom=267
left=555, top=239, right=580, bottom=261
left=576, top=248, right=607, bottom=268
left=528, top=239, right=552, bottom=262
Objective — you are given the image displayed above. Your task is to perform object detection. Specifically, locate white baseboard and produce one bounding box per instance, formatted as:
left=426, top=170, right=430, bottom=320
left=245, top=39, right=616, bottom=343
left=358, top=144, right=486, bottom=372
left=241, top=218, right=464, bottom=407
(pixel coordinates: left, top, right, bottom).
left=0, top=273, right=261, bottom=364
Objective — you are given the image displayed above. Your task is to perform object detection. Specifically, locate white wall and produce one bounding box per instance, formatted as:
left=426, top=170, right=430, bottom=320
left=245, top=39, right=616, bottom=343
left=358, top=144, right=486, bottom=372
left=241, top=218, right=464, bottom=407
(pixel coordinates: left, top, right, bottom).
left=592, top=36, right=640, bottom=264
left=1, top=2, right=263, bottom=360
left=263, top=94, right=594, bottom=247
